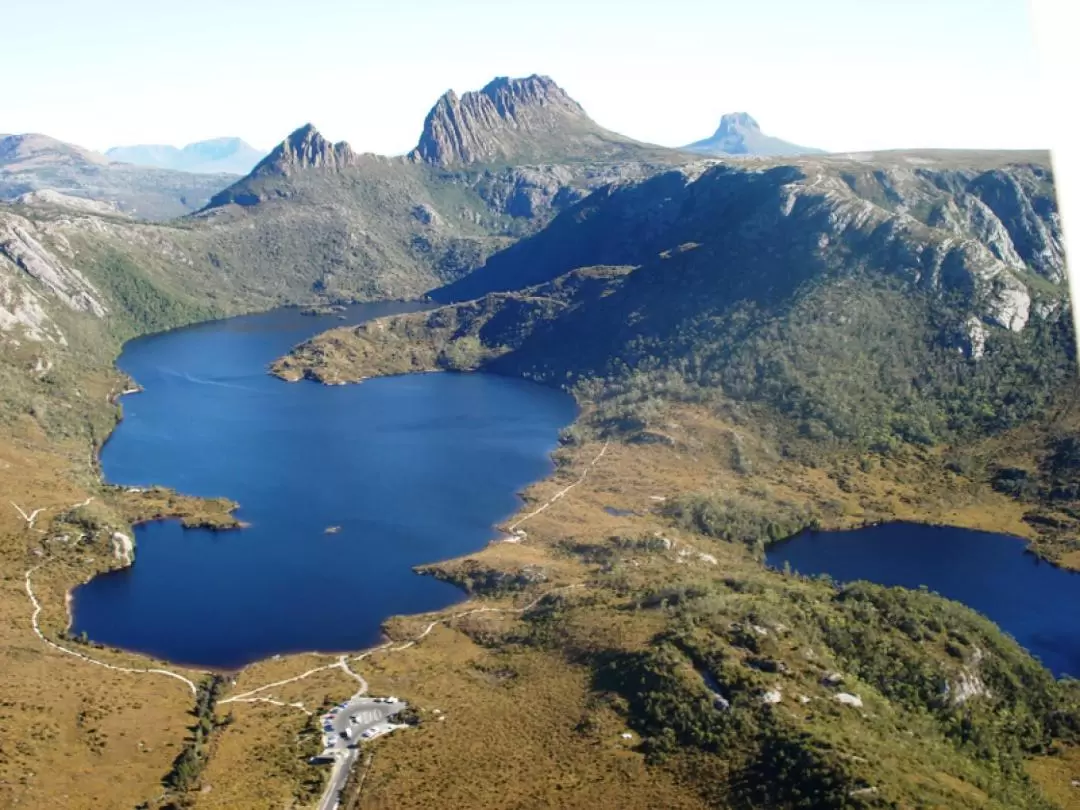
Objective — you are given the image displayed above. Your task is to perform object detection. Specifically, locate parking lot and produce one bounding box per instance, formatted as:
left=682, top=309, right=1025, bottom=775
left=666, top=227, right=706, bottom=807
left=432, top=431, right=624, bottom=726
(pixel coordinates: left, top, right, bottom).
left=318, top=695, right=407, bottom=754
left=312, top=696, right=408, bottom=810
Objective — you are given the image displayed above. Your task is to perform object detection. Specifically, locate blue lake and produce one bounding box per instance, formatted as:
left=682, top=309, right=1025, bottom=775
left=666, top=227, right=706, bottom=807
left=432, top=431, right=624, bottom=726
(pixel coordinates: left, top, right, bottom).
left=72, top=304, right=576, bottom=669
left=767, top=522, right=1080, bottom=678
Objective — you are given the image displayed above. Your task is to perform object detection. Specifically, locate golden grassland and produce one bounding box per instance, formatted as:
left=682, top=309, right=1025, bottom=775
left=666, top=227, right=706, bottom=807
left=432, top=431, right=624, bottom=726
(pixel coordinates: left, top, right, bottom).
left=0, top=426, right=196, bottom=810
left=352, top=628, right=709, bottom=810
left=2, top=358, right=1079, bottom=808
left=0, top=381, right=241, bottom=809
left=955, top=385, right=1080, bottom=570
left=195, top=701, right=323, bottom=810
left=1029, top=746, right=1080, bottom=810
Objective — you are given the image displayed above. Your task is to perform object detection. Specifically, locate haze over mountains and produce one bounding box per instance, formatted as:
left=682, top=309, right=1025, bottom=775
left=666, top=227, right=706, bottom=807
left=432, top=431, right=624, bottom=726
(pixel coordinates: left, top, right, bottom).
left=0, top=133, right=239, bottom=220
left=105, top=138, right=265, bottom=176
left=683, top=112, right=823, bottom=157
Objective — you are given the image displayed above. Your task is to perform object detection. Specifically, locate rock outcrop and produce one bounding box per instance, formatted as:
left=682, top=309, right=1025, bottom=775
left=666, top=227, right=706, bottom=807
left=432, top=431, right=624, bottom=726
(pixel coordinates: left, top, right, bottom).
left=411, top=75, right=657, bottom=166
left=111, top=531, right=134, bottom=566
left=0, top=212, right=108, bottom=343
left=472, top=165, right=582, bottom=218
left=0, top=268, right=59, bottom=343
left=201, top=124, right=369, bottom=209
left=16, top=189, right=125, bottom=217
left=0, top=215, right=107, bottom=317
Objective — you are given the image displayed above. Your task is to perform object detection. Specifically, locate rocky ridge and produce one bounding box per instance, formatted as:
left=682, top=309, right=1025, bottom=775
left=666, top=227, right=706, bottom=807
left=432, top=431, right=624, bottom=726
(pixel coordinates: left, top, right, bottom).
left=436, top=154, right=1062, bottom=346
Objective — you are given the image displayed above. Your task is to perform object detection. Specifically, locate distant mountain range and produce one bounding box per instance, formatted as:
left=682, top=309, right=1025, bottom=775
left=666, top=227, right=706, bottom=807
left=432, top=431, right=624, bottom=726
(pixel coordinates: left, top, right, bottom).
left=0, top=133, right=237, bottom=220
left=682, top=112, right=822, bottom=157
left=106, top=137, right=265, bottom=175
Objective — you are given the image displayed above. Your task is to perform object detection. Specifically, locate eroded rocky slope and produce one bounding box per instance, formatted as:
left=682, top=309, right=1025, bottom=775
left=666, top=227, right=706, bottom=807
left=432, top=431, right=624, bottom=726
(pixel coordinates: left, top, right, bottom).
left=286, top=151, right=1071, bottom=452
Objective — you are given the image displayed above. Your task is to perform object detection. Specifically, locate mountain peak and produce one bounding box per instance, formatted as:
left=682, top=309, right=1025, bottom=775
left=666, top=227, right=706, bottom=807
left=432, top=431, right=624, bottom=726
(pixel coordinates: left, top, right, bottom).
left=254, top=124, right=356, bottom=175
left=682, top=112, right=822, bottom=158
left=714, top=112, right=760, bottom=135
left=411, top=74, right=609, bottom=166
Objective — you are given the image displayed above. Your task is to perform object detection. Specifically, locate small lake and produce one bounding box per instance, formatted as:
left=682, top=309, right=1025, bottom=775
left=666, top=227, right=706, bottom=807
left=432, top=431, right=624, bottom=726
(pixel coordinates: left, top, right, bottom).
left=72, top=304, right=576, bottom=669
left=767, top=522, right=1080, bottom=678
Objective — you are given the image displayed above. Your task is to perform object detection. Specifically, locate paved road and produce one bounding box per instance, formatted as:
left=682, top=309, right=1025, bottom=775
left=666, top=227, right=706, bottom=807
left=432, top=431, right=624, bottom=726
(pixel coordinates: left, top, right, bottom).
left=314, top=697, right=405, bottom=810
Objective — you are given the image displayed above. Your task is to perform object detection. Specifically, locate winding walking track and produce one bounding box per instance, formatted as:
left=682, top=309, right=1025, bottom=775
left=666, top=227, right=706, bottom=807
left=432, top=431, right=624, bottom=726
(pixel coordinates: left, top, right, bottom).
left=17, top=439, right=608, bottom=807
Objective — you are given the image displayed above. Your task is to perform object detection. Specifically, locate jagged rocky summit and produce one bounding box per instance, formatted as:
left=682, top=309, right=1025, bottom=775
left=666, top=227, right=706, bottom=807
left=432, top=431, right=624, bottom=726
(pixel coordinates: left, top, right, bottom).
left=249, top=124, right=357, bottom=175
left=410, top=74, right=664, bottom=166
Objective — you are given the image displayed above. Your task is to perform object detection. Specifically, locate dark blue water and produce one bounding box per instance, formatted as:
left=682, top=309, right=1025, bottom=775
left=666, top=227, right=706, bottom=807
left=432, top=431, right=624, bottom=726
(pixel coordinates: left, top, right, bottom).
left=72, top=304, right=576, bottom=669
left=767, top=522, right=1080, bottom=678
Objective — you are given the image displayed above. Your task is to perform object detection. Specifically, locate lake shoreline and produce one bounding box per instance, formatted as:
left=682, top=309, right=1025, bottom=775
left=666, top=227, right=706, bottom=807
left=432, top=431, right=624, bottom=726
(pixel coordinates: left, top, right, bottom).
left=70, top=302, right=575, bottom=669
left=768, top=521, right=1080, bottom=678
left=64, top=301, right=1078, bottom=679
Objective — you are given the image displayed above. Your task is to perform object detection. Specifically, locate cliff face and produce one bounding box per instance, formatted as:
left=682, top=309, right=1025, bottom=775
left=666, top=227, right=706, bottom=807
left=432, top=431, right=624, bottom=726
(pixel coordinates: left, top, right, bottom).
left=411, top=75, right=662, bottom=166
left=0, top=212, right=109, bottom=344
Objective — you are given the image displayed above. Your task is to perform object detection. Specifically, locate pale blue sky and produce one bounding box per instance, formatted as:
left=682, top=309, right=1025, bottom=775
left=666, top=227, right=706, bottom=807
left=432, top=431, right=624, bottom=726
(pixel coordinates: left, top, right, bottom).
left=1, top=0, right=1046, bottom=154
